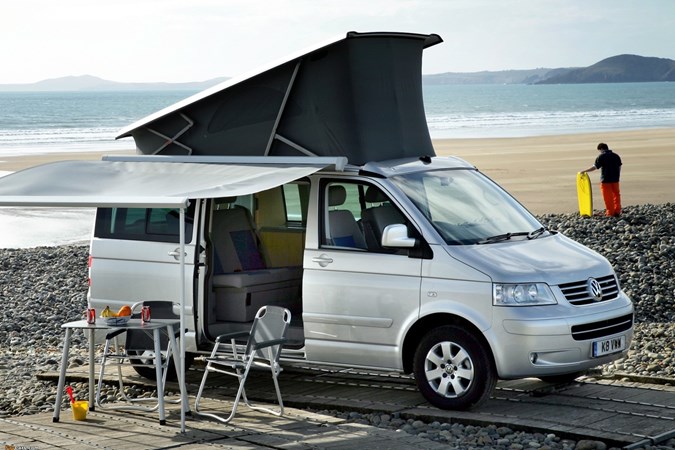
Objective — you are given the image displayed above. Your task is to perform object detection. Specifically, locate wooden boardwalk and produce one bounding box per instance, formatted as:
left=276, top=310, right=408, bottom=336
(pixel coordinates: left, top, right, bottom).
left=2, top=362, right=674, bottom=449
left=1, top=398, right=446, bottom=450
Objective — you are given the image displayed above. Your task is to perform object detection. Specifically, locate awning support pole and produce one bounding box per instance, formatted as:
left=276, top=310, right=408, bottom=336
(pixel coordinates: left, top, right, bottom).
left=179, top=206, right=186, bottom=433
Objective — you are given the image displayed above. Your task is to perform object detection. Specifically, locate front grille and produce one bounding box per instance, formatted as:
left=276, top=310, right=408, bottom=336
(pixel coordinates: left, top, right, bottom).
left=571, top=313, right=633, bottom=341
left=559, top=275, right=619, bottom=305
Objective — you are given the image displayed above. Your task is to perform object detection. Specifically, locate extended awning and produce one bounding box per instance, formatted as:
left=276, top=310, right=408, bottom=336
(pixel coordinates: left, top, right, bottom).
left=0, top=158, right=335, bottom=208
left=0, top=156, right=339, bottom=433
left=116, top=31, right=442, bottom=165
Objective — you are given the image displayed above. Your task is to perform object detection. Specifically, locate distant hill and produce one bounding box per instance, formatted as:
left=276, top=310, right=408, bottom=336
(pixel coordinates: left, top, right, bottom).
left=422, top=68, right=575, bottom=85
left=2, top=54, right=673, bottom=90
left=535, top=54, right=675, bottom=84
left=0, top=74, right=229, bottom=92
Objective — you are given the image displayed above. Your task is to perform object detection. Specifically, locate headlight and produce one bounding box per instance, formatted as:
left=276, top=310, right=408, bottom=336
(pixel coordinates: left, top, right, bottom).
left=493, top=283, right=557, bottom=306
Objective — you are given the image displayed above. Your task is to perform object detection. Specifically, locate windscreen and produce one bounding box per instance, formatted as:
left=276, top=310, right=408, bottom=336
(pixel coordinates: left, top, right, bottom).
left=391, top=169, right=543, bottom=245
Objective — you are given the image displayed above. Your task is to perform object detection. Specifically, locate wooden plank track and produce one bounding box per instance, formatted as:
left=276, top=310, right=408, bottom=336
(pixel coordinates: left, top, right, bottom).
left=0, top=399, right=449, bottom=450
left=14, top=362, right=675, bottom=448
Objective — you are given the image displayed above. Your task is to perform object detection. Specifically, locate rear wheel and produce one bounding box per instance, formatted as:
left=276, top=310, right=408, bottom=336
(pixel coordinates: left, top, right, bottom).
left=129, top=350, right=195, bottom=381
left=413, top=325, right=497, bottom=410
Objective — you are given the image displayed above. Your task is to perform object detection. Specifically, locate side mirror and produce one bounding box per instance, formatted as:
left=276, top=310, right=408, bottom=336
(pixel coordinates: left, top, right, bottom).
left=381, top=224, right=416, bottom=248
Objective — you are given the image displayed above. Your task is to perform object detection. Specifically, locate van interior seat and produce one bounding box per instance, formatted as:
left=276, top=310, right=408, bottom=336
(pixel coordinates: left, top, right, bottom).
left=212, top=268, right=300, bottom=289
left=210, top=203, right=302, bottom=322
left=361, top=186, right=406, bottom=252
left=327, top=185, right=367, bottom=249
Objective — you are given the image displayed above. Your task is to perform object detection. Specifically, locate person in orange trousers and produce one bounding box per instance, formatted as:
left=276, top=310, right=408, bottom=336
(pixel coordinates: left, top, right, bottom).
left=581, top=142, right=622, bottom=217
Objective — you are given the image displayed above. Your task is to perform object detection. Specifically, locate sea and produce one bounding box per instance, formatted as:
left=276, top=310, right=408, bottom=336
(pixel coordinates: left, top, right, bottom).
left=0, top=82, right=674, bottom=247
left=1, top=82, right=674, bottom=155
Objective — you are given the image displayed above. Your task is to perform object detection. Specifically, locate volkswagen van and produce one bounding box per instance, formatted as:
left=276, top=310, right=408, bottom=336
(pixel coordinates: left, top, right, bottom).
left=84, top=31, right=633, bottom=409
left=87, top=154, right=634, bottom=409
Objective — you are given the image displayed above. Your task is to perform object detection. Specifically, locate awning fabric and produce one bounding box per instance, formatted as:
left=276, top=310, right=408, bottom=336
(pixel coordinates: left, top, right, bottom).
left=0, top=160, right=326, bottom=208
left=0, top=157, right=330, bottom=434
left=116, top=31, right=443, bottom=165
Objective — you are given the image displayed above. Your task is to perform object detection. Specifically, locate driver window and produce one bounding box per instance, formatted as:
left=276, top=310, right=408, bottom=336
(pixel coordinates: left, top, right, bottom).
left=321, top=181, right=407, bottom=254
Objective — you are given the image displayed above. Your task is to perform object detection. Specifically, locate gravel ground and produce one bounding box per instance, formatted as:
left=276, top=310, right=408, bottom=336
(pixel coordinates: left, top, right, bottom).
left=0, top=203, right=673, bottom=449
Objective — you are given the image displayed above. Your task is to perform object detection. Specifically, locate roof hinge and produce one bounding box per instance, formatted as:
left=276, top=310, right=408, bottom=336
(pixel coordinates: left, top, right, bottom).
left=147, top=113, right=194, bottom=155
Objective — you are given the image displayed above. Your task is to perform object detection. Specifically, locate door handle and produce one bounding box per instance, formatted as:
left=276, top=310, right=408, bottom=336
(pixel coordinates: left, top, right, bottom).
left=312, top=254, right=334, bottom=267
left=168, top=248, right=187, bottom=260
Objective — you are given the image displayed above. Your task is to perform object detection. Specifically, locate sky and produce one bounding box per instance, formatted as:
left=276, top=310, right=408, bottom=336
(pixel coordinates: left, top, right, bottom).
left=1, top=0, right=675, bottom=84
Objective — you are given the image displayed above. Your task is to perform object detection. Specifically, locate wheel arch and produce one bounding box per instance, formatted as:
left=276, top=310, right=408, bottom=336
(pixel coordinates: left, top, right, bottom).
left=402, top=313, right=495, bottom=374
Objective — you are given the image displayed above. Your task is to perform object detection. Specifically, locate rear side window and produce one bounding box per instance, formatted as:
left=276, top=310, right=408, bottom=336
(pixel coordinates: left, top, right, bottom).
left=282, top=183, right=310, bottom=225
left=95, top=203, right=195, bottom=243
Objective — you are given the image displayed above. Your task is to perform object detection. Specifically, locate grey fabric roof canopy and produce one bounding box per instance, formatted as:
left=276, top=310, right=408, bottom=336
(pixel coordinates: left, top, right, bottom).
left=117, top=32, right=442, bottom=165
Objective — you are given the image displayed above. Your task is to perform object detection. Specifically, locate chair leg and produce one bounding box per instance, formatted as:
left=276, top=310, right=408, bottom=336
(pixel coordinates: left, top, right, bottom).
left=96, top=337, right=113, bottom=407
left=245, top=365, right=284, bottom=417
left=194, top=363, right=239, bottom=424
left=193, top=362, right=211, bottom=414
left=194, top=361, right=252, bottom=424
left=97, top=335, right=178, bottom=412
left=226, top=366, right=250, bottom=423
left=114, top=337, right=130, bottom=402
left=97, top=336, right=135, bottom=408
left=272, top=370, right=285, bottom=416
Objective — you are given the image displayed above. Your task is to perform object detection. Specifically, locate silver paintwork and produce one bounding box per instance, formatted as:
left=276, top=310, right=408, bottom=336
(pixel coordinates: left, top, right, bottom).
left=87, top=155, right=633, bottom=390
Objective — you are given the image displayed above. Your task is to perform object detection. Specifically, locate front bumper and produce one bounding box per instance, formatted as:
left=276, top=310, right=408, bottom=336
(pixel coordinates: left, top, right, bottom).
left=489, top=292, right=634, bottom=378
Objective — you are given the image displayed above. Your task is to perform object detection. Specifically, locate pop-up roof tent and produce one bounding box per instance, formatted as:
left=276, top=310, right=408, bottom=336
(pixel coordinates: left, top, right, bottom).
left=117, top=31, right=442, bottom=165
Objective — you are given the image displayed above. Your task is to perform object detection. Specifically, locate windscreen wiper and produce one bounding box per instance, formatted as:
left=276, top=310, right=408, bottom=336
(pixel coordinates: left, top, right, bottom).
left=478, top=232, right=527, bottom=244
left=527, top=227, right=547, bottom=240
left=478, top=228, right=545, bottom=245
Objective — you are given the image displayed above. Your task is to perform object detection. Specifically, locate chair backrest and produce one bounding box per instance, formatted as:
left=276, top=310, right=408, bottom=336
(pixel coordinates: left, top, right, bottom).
left=212, top=204, right=267, bottom=273
left=126, top=301, right=177, bottom=352
left=246, top=306, right=291, bottom=363
left=361, top=186, right=406, bottom=252
left=327, top=185, right=366, bottom=249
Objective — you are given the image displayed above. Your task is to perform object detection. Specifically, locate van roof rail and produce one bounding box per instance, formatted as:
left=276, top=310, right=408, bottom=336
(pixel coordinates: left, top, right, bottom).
left=102, top=155, right=348, bottom=172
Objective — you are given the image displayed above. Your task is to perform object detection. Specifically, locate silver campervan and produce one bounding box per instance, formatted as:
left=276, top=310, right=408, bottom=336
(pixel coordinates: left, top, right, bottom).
left=85, top=32, right=633, bottom=409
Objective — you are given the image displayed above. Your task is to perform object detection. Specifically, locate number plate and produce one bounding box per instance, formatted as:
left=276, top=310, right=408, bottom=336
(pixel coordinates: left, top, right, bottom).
left=592, top=335, right=626, bottom=357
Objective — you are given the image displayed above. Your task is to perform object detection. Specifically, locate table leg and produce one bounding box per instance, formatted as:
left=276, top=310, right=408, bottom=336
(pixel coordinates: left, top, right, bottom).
left=53, top=328, right=72, bottom=423
left=153, top=328, right=166, bottom=425
left=167, top=324, right=190, bottom=420
left=88, top=328, right=95, bottom=411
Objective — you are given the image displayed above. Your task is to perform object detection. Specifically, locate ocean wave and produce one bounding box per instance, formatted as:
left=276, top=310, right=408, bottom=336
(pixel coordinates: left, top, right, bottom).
left=0, top=126, right=133, bottom=155
left=426, top=108, right=675, bottom=138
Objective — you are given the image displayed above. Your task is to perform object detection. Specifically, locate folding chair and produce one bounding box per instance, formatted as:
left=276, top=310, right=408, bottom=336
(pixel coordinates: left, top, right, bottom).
left=96, top=300, right=180, bottom=411
left=194, top=305, right=291, bottom=423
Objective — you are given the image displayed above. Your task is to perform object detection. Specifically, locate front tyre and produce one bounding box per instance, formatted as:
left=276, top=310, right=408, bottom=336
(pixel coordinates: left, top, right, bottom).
left=413, top=325, right=497, bottom=410
left=129, top=350, right=195, bottom=381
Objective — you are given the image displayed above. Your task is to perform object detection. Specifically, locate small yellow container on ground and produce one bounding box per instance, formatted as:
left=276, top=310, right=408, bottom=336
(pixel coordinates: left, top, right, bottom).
left=72, top=400, right=88, bottom=421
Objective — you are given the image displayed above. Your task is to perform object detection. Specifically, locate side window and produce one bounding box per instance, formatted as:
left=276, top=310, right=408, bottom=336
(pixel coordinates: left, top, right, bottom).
left=321, top=180, right=407, bottom=253
left=282, top=182, right=310, bottom=225
left=94, top=202, right=195, bottom=243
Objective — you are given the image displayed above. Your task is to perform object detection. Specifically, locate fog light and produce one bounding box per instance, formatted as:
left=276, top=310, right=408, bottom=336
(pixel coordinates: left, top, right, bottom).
left=530, top=352, right=538, bottom=364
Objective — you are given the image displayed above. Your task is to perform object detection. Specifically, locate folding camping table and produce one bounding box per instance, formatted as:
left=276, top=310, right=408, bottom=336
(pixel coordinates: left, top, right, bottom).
left=52, top=318, right=188, bottom=425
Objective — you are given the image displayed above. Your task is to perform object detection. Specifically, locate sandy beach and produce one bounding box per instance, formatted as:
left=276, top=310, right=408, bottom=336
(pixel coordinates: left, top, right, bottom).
left=435, top=127, right=675, bottom=214
left=1, top=127, right=673, bottom=215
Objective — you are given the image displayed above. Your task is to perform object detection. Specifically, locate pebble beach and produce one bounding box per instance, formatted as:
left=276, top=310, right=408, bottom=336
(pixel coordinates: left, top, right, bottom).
left=0, top=203, right=673, bottom=449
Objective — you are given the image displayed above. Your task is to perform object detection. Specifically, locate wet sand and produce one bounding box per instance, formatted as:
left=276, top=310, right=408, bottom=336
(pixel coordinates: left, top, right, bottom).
left=0, top=149, right=135, bottom=172
left=1, top=128, right=673, bottom=215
